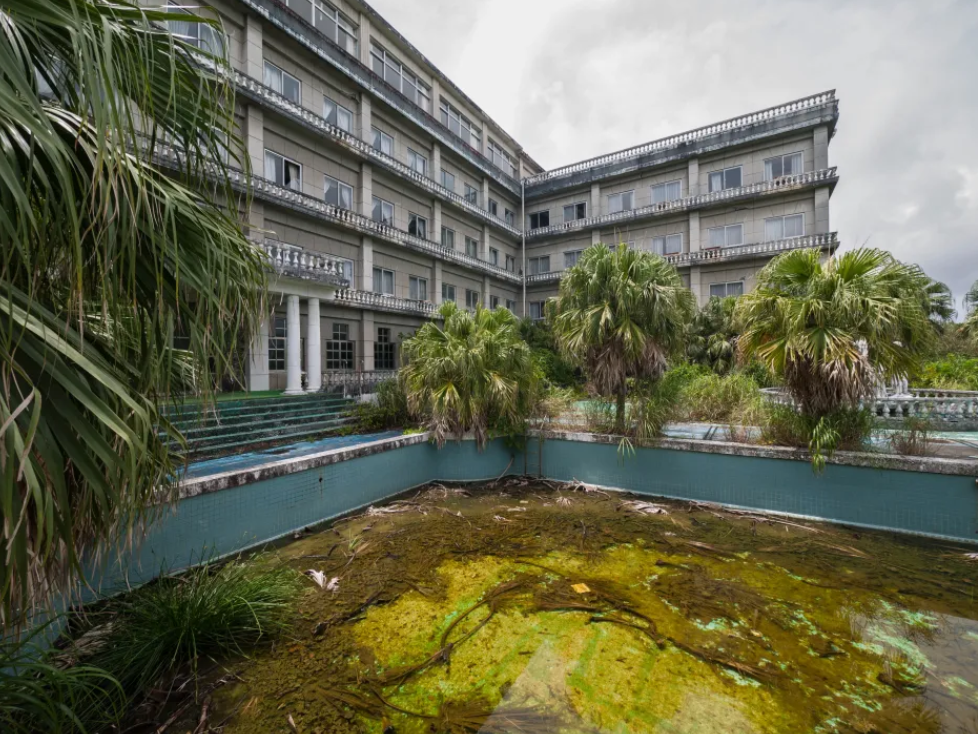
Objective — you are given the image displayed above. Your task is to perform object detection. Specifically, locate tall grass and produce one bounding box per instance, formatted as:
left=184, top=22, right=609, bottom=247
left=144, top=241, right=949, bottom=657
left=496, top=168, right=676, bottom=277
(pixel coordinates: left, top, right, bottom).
left=678, top=372, right=762, bottom=424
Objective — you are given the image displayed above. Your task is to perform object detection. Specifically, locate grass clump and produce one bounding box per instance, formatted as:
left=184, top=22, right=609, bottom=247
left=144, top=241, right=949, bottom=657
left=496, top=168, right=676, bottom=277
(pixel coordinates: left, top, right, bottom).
left=679, top=372, right=762, bottom=424
left=348, top=379, right=413, bottom=433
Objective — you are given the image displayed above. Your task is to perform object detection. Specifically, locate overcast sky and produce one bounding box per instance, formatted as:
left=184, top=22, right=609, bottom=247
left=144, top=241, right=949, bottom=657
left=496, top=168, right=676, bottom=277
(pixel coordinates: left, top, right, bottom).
left=372, top=0, right=978, bottom=313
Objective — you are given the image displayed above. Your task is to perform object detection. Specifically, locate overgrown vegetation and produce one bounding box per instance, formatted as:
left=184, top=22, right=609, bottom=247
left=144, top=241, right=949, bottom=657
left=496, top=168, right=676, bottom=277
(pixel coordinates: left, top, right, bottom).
left=686, top=297, right=738, bottom=374
left=348, top=379, right=413, bottom=433
left=914, top=354, right=978, bottom=390
left=760, top=404, right=876, bottom=470
left=520, top=320, right=582, bottom=389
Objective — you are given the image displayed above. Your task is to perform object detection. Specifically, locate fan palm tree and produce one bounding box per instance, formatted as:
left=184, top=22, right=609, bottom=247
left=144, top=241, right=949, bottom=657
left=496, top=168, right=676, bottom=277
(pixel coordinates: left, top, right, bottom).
left=736, top=248, right=935, bottom=420
left=920, top=278, right=955, bottom=330
left=548, top=244, right=695, bottom=433
left=687, top=296, right=738, bottom=374
left=964, top=280, right=978, bottom=341
left=401, top=302, right=538, bottom=448
left=0, top=0, right=266, bottom=628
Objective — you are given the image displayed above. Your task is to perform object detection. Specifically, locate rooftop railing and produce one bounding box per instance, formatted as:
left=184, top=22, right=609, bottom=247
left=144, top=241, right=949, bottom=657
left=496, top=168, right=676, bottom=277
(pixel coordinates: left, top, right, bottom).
left=334, top=288, right=438, bottom=316
left=524, top=91, right=837, bottom=187
left=526, top=168, right=838, bottom=240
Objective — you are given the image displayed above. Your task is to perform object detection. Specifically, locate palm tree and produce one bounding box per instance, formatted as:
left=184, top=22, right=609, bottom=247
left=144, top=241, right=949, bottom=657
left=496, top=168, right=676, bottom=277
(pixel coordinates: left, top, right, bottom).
left=736, top=248, right=935, bottom=420
left=687, top=297, right=738, bottom=374
left=964, top=280, right=978, bottom=341
left=921, top=278, right=956, bottom=330
left=400, top=302, right=538, bottom=448
left=0, top=0, right=266, bottom=628
left=548, top=244, right=695, bottom=433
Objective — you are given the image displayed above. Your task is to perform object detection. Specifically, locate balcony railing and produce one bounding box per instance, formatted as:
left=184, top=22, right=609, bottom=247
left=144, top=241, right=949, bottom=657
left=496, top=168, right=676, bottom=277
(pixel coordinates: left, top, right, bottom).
left=524, top=91, right=837, bottom=187
left=762, top=387, right=978, bottom=426
left=334, top=289, right=438, bottom=317
left=526, top=168, right=838, bottom=240
left=233, top=0, right=521, bottom=194
left=261, top=239, right=350, bottom=287
left=145, top=139, right=520, bottom=284
left=323, top=369, right=398, bottom=395
left=233, top=71, right=521, bottom=238
left=524, top=233, right=838, bottom=285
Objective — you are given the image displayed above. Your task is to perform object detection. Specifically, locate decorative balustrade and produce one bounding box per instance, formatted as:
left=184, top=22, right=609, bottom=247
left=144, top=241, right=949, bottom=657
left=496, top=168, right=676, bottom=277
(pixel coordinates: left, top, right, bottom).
left=260, top=239, right=349, bottom=287
left=334, top=289, right=438, bottom=316
left=232, top=72, right=521, bottom=238
left=233, top=0, right=521, bottom=194
left=322, top=369, right=398, bottom=394
left=526, top=168, right=838, bottom=240
left=525, top=91, right=837, bottom=187
left=761, top=387, right=978, bottom=426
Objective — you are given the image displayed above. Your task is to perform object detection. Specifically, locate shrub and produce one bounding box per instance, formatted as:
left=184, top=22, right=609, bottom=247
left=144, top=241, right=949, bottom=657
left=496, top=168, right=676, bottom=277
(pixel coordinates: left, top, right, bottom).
left=760, top=404, right=875, bottom=471
left=350, top=379, right=412, bottom=432
left=679, top=373, right=762, bottom=424
left=914, top=354, right=978, bottom=391
left=887, top=418, right=933, bottom=457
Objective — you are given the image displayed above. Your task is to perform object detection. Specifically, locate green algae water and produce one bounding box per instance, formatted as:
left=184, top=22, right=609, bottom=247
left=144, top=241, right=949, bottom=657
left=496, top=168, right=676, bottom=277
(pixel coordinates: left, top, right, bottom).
left=213, top=481, right=978, bottom=733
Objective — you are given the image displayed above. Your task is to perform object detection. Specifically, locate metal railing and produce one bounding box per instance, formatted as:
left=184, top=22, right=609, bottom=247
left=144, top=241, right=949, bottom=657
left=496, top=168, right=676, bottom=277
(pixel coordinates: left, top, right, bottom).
left=524, top=91, right=837, bottom=186
left=334, top=289, right=438, bottom=316
left=526, top=168, right=838, bottom=240
left=260, top=239, right=350, bottom=287
left=233, top=71, right=521, bottom=238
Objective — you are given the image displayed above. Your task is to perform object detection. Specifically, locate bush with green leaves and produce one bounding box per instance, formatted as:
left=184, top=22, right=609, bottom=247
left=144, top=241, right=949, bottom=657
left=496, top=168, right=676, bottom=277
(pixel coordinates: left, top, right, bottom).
left=687, top=296, right=739, bottom=374
left=760, top=404, right=875, bottom=471
left=679, top=372, right=762, bottom=424
left=914, top=354, right=978, bottom=391
left=349, top=379, right=413, bottom=432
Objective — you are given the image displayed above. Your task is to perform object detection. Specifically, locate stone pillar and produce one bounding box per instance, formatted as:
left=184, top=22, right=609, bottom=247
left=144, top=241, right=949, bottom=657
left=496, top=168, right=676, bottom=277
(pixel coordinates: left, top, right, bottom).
left=433, top=200, right=442, bottom=244
left=306, top=297, right=322, bottom=392
left=359, top=236, right=373, bottom=291
left=359, top=94, right=372, bottom=145
left=430, top=79, right=441, bottom=117
left=247, top=314, right=270, bottom=392
left=688, top=211, right=701, bottom=253
left=432, top=142, right=442, bottom=181
left=481, top=178, right=490, bottom=210
left=590, top=183, right=601, bottom=217
left=246, top=200, right=264, bottom=239
left=244, top=14, right=263, bottom=81
left=358, top=13, right=371, bottom=67
left=689, top=267, right=704, bottom=307
left=284, top=295, right=303, bottom=395
left=359, top=162, right=373, bottom=218
left=433, top=260, right=443, bottom=305
left=591, top=230, right=601, bottom=246
left=246, top=105, right=264, bottom=178
left=814, top=187, right=831, bottom=235
left=814, top=126, right=829, bottom=171
left=687, top=158, right=700, bottom=197
left=483, top=274, right=491, bottom=308
left=360, top=310, right=375, bottom=371
left=481, top=224, right=491, bottom=261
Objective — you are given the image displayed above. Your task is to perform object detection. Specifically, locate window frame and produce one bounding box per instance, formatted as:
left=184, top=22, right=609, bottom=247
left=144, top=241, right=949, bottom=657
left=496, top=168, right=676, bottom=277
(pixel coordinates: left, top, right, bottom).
left=487, top=138, right=516, bottom=178
left=312, top=0, right=359, bottom=57
left=708, top=165, right=743, bottom=193
left=763, top=151, right=804, bottom=181
left=488, top=198, right=498, bottom=217
left=528, top=255, right=551, bottom=275
left=707, top=223, right=745, bottom=248
left=264, top=149, right=302, bottom=191
left=326, top=322, right=355, bottom=370
left=441, top=226, right=455, bottom=249
left=372, top=267, right=395, bottom=295
left=441, top=169, right=456, bottom=192
left=464, top=236, right=479, bottom=258
left=505, top=299, right=517, bottom=312
left=652, top=233, right=684, bottom=256
left=409, top=275, right=428, bottom=301
left=463, top=184, right=480, bottom=206
left=564, top=250, right=583, bottom=268
left=323, top=94, right=353, bottom=132
left=371, top=126, right=394, bottom=156
left=372, top=196, right=394, bottom=226
left=607, top=190, right=635, bottom=215
left=489, top=247, right=499, bottom=266
left=764, top=213, right=805, bottom=241
left=465, top=289, right=481, bottom=310
left=563, top=202, right=587, bottom=222
left=709, top=281, right=745, bottom=298
left=442, top=283, right=456, bottom=303
left=374, top=326, right=396, bottom=370
left=408, top=212, right=428, bottom=239
left=370, top=42, right=431, bottom=112
left=263, top=60, right=301, bottom=104
left=505, top=254, right=516, bottom=272
left=268, top=315, right=287, bottom=371
left=528, top=210, right=550, bottom=229
left=651, top=179, right=682, bottom=205
left=407, top=148, right=428, bottom=177
left=528, top=301, right=544, bottom=321
left=323, top=174, right=353, bottom=210
left=439, top=98, right=482, bottom=150
left=490, top=295, right=500, bottom=309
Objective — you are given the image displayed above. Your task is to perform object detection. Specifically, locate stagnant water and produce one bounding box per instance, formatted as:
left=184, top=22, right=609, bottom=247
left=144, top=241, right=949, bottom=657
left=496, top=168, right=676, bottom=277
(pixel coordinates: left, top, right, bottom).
left=212, top=480, right=978, bottom=733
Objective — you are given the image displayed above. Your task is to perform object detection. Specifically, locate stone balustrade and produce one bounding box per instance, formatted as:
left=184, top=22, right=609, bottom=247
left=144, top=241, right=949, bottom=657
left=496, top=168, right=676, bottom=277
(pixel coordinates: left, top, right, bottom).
left=524, top=91, right=837, bottom=187
left=322, top=369, right=398, bottom=394
left=260, top=239, right=349, bottom=287
left=334, top=289, right=438, bottom=316
left=761, top=387, right=978, bottom=427
left=526, top=168, right=838, bottom=240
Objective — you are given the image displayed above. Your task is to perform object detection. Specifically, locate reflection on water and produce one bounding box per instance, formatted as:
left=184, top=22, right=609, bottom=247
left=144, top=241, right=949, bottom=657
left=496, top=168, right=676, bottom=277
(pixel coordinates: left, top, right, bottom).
left=213, top=481, right=978, bottom=733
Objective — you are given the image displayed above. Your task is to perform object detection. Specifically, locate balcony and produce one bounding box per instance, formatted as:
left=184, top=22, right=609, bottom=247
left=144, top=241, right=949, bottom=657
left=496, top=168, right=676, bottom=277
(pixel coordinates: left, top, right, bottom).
left=261, top=239, right=350, bottom=287
left=525, top=233, right=838, bottom=286
left=233, top=71, right=521, bottom=239
left=232, top=0, right=521, bottom=194
left=525, top=168, right=838, bottom=241
left=333, top=289, right=438, bottom=317
left=525, top=91, right=838, bottom=193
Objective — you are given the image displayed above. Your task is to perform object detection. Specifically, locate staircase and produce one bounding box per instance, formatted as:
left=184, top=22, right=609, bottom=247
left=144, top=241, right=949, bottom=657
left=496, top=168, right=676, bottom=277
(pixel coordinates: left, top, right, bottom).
left=161, top=393, right=356, bottom=459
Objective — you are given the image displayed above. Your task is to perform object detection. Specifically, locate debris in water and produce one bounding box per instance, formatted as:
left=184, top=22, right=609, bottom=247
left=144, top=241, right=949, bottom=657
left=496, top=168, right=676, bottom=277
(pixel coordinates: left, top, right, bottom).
left=303, top=569, right=327, bottom=588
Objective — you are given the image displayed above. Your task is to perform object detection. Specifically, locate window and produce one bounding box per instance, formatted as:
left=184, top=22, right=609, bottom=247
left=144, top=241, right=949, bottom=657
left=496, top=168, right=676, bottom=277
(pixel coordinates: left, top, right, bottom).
left=371, top=127, right=393, bottom=156
left=441, top=169, right=455, bottom=192
left=564, top=250, right=583, bottom=268
left=166, top=3, right=224, bottom=55
left=269, top=316, right=286, bottom=371
left=323, top=95, right=353, bottom=132
left=372, top=196, right=394, bottom=226
left=708, top=224, right=745, bottom=248
left=651, top=180, right=682, bottom=204
left=441, top=226, right=455, bottom=249
left=487, top=139, right=516, bottom=178
left=528, top=210, right=550, bottom=229
left=489, top=247, right=499, bottom=266
left=529, top=302, right=544, bottom=321
left=607, top=191, right=634, bottom=214
left=488, top=199, right=498, bottom=217
left=528, top=256, right=550, bottom=275
left=490, top=295, right=500, bottom=309
left=464, top=184, right=479, bottom=206
left=506, top=299, right=517, bottom=312
left=764, top=213, right=805, bottom=240
left=409, top=276, right=428, bottom=301
left=563, top=203, right=587, bottom=222
left=652, top=234, right=683, bottom=255
left=505, top=255, right=516, bottom=272
left=465, top=236, right=479, bottom=258
left=440, top=99, right=481, bottom=149
left=375, top=327, right=396, bottom=370
left=264, top=150, right=301, bottom=191
left=709, top=281, right=745, bottom=298
left=312, top=0, right=358, bottom=56
left=708, top=166, right=743, bottom=192
left=764, top=152, right=803, bottom=181
left=505, top=209, right=515, bottom=227
left=370, top=43, right=431, bottom=111
left=263, top=61, right=300, bottom=104
left=326, top=323, right=354, bottom=369
left=323, top=175, right=353, bottom=210
left=465, top=289, right=481, bottom=309
left=408, top=212, right=427, bottom=239
left=407, top=149, right=427, bottom=176
left=372, top=267, right=394, bottom=295
left=442, top=283, right=456, bottom=302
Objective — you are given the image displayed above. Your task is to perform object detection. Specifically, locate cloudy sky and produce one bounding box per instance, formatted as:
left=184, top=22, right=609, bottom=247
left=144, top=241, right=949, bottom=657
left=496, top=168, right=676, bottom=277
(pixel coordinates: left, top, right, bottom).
left=372, top=0, right=978, bottom=313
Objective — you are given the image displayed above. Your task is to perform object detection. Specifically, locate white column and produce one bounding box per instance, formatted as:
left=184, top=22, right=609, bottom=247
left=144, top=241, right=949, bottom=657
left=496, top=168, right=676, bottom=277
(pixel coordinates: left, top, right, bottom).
left=481, top=224, right=491, bottom=261
left=246, top=105, right=264, bottom=179
left=359, top=162, right=373, bottom=218
left=814, top=126, right=829, bottom=171
left=358, top=13, right=372, bottom=67
left=688, top=211, right=701, bottom=253
left=359, top=94, right=372, bottom=145
left=306, top=297, right=322, bottom=393
left=245, top=15, right=263, bottom=81
left=433, top=200, right=443, bottom=244
left=483, top=275, right=491, bottom=308
left=689, top=267, right=704, bottom=307
left=284, top=295, right=303, bottom=395
left=687, top=158, right=700, bottom=197
left=433, top=260, right=443, bottom=305
left=247, top=314, right=270, bottom=392
left=814, top=187, right=831, bottom=235
left=481, top=177, right=490, bottom=209
left=359, top=236, right=373, bottom=291
left=591, top=230, right=601, bottom=246
left=432, top=142, right=442, bottom=180
left=590, top=183, right=601, bottom=217
left=361, top=310, right=375, bottom=371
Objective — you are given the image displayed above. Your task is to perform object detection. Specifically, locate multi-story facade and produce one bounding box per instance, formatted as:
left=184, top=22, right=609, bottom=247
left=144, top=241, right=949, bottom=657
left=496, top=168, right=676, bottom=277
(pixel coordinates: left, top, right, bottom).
left=166, top=0, right=839, bottom=393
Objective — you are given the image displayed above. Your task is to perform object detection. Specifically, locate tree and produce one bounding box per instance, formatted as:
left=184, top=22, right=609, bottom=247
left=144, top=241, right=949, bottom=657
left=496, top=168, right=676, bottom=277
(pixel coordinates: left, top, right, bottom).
left=401, top=302, right=538, bottom=447
left=964, top=280, right=978, bottom=342
left=0, top=0, right=266, bottom=628
left=920, top=278, right=955, bottom=330
left=548, top=244, right=695, bottom=433
left=687, top=297, right=738, bottom=374
left=736, top=248, right=935, bottom=420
